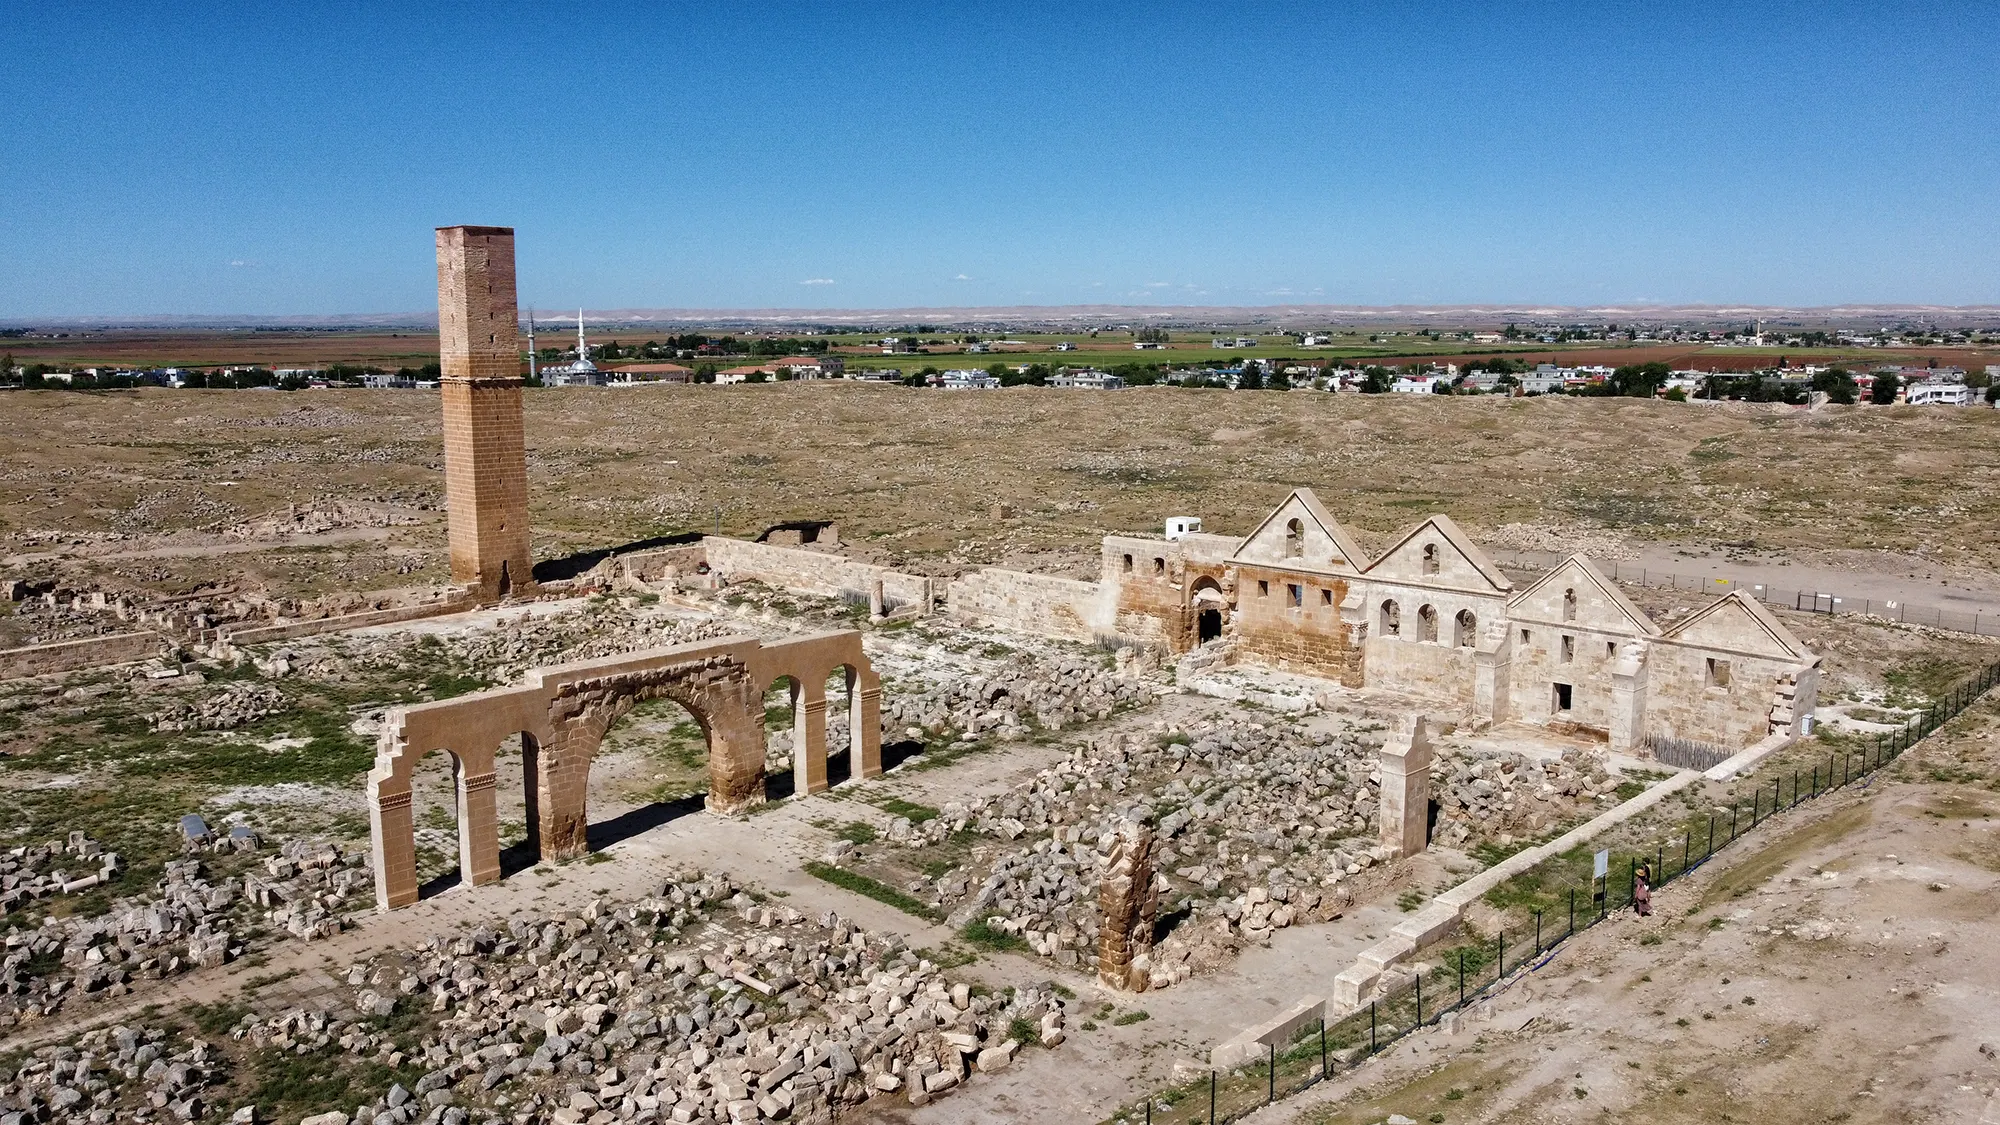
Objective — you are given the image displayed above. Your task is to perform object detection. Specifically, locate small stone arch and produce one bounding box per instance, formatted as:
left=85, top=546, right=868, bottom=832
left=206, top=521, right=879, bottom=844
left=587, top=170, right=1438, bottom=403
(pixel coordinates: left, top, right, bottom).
left=1562, top=587, right=1577, bottom=622
left=1454, top=608, right=1477, bottom=648
left=1418, top=604, right=1439, bottom=643
left=1284, top=518, right=1305, bottom=557
left=1380, top=598, right=1401, bottom=637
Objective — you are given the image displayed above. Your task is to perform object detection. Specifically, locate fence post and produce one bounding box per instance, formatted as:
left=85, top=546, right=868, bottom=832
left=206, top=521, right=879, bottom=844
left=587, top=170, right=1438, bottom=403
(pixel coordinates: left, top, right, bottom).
left=1707, top=815, right=1715, bottom=861
left=1320, top=1017, right=1327, bottom=1079
left=1791, top=770, right=1801, bottom=809
left=1535, top=909, right=1542, bottom=955
left=1457, top=952, right=1465, bottom=1006
left=1268, top=1041, right=1275, bottom=1104
left=1682, top=834, right=1690, bottom=874
left=1731, top=804, right=1738, bottom=841
left=1370, top=1002, right=1377, bottom=1054
left=1656, top=845, right=1664, bottom=885
left=1210, top=1069, right=1216, bottom=1124
left=1147, top=1100, right=1152, bottom=1125
left=1498, top=931, right=1505, bottom=981
left=1568, top=888, right=1575, bottom=937
left=1416, top=972, right=1423, bottom=1027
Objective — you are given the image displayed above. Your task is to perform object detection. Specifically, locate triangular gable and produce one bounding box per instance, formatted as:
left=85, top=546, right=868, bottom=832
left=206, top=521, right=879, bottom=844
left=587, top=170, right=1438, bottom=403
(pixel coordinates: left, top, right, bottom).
left=1230, top=488, right=1369, bottom=573
left=1360, top=514, right=1513, bottom=593
left=1661, top=590, right=1811, bottom=660
left=1506, top=554, right=1661, bottom=636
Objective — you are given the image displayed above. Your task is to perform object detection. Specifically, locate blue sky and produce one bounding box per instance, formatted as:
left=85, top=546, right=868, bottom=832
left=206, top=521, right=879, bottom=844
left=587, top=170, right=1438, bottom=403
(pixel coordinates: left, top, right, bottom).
left=4, top=2, right=1996, bottom=315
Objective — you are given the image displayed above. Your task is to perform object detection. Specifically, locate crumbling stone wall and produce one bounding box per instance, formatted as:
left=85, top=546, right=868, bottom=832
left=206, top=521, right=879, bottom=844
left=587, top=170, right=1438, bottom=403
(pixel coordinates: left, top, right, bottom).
left=0, top=631, right=165, bottom=680
left=1097, top=809, right=1157, bottom=992
left=705, top=536, right=932, bottom=611
left=948, top=568, right=1108, bottom=643
left=1231, top=564, right=1359, bottom=682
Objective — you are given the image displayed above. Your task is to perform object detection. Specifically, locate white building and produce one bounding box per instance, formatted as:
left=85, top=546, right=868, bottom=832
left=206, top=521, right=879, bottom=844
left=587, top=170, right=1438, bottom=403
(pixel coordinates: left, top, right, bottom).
left=1049, top=370, right=1124, bottom=390
left=936, top=369, right=999, bottom=390
left=545, top=311, right=604, bottom=386
left=1906, top=381, right=1973, bottom=406
left=1391, top=375, right=1441, bottom=394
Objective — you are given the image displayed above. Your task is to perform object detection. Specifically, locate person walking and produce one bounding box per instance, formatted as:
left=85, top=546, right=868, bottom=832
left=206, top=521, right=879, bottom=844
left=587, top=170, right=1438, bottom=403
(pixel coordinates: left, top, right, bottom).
left=1633, top=860, right=1653, bottom=917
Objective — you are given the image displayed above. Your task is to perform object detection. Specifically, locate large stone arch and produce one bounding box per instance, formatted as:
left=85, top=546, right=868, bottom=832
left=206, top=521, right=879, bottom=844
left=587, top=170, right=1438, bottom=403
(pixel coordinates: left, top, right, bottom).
left=369, top=630, right=881, bottom=911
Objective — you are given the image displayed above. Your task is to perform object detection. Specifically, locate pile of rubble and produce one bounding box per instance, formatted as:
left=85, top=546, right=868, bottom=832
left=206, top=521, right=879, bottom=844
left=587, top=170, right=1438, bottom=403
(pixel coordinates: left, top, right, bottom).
left=1428, top=744, right=1617, bottom=847
left=860, top=720, right=1621, bottom=991
left=0, top=832, right=123, bottom=914
left=148, top=681, right=288, bottom=732
left=0, top=839, right=364, bottom=1028
left=169, top=868, right=1068, bottom=1124
left=882, top=654, right=1156, bottom=743
left=0, top=1023, right=223, bottom=1125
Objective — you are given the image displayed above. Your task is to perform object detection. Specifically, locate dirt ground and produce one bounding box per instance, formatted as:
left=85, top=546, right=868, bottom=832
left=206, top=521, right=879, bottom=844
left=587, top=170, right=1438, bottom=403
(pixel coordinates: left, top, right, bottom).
left=4, top=385, right=1999, bottom=606
left=1238, top=692, right=2000, bottom=1125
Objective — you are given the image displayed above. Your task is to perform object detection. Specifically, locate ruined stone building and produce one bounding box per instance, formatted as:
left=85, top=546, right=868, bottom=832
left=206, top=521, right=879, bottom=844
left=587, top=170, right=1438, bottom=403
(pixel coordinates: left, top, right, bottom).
left=950, top=489, right=1819, bottom=755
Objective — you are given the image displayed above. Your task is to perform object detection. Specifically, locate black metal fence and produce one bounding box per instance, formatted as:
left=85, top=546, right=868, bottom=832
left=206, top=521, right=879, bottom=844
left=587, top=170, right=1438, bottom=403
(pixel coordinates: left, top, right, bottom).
left=1489, top=554, right=2000, bottom=639
left=1104, top=657, right=2000, bottom=1125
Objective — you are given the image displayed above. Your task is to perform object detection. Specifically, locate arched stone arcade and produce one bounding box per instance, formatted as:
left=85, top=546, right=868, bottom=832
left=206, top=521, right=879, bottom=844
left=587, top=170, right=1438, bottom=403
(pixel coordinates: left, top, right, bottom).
left=368, top=630, right=881, bottom=911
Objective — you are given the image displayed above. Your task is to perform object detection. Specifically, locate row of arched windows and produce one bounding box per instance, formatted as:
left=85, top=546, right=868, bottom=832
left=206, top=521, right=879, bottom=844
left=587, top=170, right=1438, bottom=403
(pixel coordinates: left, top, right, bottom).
left=1380, top=599, right=1477, bottom=647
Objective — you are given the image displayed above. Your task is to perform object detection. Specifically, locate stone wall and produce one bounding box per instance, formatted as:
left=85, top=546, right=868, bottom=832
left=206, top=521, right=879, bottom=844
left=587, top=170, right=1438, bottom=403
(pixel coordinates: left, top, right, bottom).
left=704, top=537, right=932, bottom=611
left=1362, top=636, right=1475, bottom=707
left=1505, top=622, right=1628, bottom=734
left=0, top=631, right=165, bottom=680
left=1642, top=640, right=1798, bottom=747
left=219, top=596, right=476, bottom=646
left=1230, top=564, right=1359, bottom=682
left=1104, top=535, right=1185, bottom=649
left=948, top=568, right=1109, bottom=644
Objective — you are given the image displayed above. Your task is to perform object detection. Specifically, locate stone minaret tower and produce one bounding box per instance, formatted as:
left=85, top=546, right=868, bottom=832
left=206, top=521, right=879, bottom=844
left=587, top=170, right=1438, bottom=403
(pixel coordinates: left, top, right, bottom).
left=436, top=225, right=533, bottom=602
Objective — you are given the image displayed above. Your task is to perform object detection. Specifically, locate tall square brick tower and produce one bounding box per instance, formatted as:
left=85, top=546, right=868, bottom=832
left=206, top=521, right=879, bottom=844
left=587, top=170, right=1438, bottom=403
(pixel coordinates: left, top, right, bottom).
left=436, top=225, right=533, bottom=602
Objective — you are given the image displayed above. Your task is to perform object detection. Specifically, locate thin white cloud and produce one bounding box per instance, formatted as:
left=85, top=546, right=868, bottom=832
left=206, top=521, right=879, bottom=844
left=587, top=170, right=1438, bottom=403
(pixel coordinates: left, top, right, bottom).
left=799, top=278, right=835, bottom=286
left=1144, top=281, right=1171, bottom=289
left=229, top=259, right=253, bottom=268
left=953, top=273, right=973, bottom=281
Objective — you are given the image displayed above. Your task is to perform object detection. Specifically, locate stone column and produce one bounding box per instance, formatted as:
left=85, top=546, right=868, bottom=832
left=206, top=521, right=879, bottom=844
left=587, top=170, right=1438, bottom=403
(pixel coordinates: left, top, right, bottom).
left=705, top=672, right=769, bottom=815
left=854, top=672, right=884, bottom=780
left=457, top=767, right=501, bottom=886
left=1378, top=714, right=1433, bottom=858
left=1097, top=809, right=1158, bottom=992
left=370, top=785, right=418, bottom=911
left=795, top=680, right=829, bottom=795
left=1473, top=621, right=1513, bottom=724
left=867, top=578, right=885, bottom=622
left=1609, top=640, right=1648, bottom=755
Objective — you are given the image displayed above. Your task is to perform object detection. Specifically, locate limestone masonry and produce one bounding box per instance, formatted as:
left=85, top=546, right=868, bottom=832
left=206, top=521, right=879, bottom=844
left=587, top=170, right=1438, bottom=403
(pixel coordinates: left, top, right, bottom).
left=437, top=225, right=533, bottom=602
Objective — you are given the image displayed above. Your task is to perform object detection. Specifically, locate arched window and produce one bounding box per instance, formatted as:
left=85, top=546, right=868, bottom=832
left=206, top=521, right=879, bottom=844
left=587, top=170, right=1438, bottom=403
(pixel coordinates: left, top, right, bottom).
left=1153, top=557, right=1166, bottom=577
left=1421, top=543, right=1440, bottom=576
left=1380, top=599, right=1401, bottom=637
left=1121, top=553, right=1134, bottom=573
left=1418, top=604, right=1439, bottom=642
left=1285, top=518, right=1305, bottom=558
left=1455, top=609, right=1477, bottom=648
left=1562, top=587, right=1577, bottom=622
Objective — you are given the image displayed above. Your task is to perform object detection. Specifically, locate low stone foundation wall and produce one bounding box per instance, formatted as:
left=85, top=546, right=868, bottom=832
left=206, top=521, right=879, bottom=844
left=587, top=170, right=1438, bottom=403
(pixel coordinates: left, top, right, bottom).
left=0, top=631, right=165, bottom=680
left=948, top=568, right=1108, bottom=643
left=704, top=537, right=933, bottom=611
left=220, top=597, right=476, bottom=646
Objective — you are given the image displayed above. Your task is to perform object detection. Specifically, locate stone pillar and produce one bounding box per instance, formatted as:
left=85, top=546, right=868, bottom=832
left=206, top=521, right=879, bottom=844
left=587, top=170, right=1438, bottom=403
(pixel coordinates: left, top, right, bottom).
left=795, top=680, right=829, bottom=795
left=867, top=578, right=885, bottom=622
left=1378, top=714, right=1433, bottom=858
left=1609, top=640, right=1648, bottom=755
left=1097, top=809, right=1158, bottom=992
left=705, top=673, right=769, bottom=815
left=1473, top=621, right=1513, bottom=724
left=457, top=767, right=501, bottom=886
left=537, top=725, right=592, bottom=860
left=437, top=225, right=533, bottom=604
left=370, top=785, right=418, bottom=911
left=854, top=670, right=884, bottom=780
